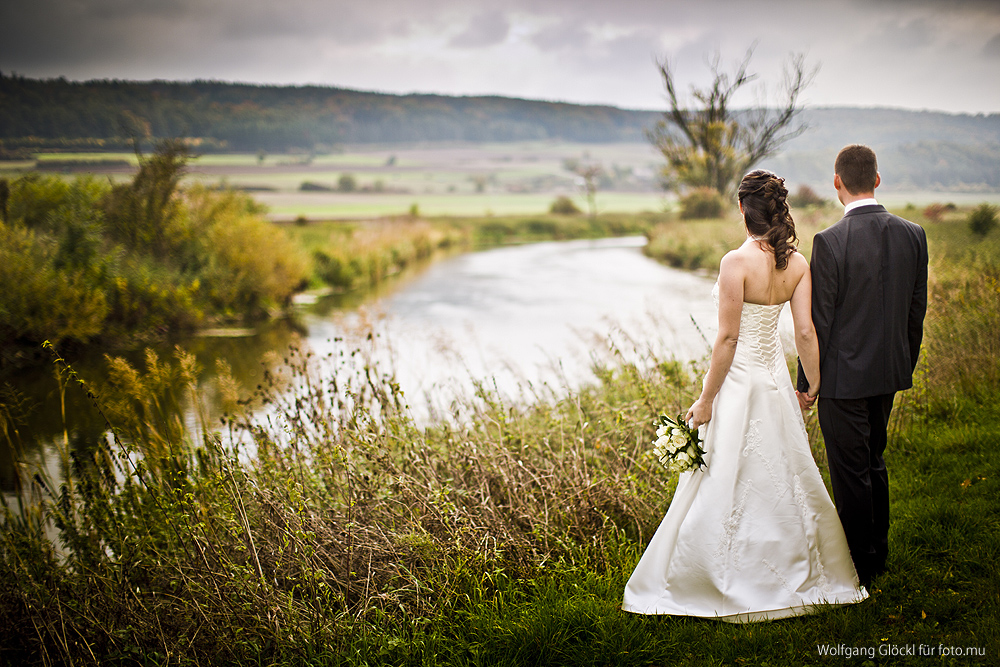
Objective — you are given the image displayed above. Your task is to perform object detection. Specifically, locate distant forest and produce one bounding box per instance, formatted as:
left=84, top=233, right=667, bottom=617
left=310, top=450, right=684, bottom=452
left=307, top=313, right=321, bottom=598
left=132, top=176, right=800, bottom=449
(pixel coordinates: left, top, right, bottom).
left=0, top=74, right=659, bottom=150
left=2, top=74, right=999, bottom=190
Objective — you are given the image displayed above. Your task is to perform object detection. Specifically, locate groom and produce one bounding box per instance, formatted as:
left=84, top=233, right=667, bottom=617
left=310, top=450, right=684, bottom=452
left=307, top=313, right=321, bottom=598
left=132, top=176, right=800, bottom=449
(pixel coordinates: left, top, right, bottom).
left=797, top=144, right=928, bottom=587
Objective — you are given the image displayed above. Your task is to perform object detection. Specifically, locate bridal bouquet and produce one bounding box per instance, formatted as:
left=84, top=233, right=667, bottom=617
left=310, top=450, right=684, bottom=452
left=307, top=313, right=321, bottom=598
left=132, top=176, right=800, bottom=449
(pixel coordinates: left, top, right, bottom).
left=652, top=414, right=706, bottom=474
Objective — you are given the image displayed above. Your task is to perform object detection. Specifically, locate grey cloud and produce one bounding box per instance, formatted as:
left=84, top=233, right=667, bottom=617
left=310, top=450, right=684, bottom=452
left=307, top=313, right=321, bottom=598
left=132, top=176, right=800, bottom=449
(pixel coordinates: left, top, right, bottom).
left=530, top=20, right=592, bottom=51
left=871, top=17, right=934, bottom=50
left=449, top=9, right=509, bottom=48
left=213, top=2, right=401, bottom=43
left=1, top=0, right=998, bottom=112
left=985, top=33, right=1000, bottom=57
left=0, top=0, right=408, bottom=74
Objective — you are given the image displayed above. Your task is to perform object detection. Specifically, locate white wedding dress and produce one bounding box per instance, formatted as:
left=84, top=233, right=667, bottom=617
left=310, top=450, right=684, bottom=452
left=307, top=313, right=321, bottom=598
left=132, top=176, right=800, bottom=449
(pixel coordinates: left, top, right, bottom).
left=622, top=284, right=867, bottom=622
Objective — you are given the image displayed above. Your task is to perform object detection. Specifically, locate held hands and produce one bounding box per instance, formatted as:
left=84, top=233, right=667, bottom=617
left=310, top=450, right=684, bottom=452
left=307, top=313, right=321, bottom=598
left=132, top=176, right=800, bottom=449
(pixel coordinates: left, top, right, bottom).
left=796, top=390, right=818, bottom=411
left=685, top=397, right=713, bottom=430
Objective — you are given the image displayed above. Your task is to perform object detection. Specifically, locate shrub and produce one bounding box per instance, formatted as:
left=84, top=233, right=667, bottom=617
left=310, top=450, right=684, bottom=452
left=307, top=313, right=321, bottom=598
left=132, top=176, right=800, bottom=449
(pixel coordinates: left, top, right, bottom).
left=299, top=181, right=332, bottom=191
left=679, top=187, right=726, bottom=219
left=185, top=186, right=309, bottom=316
left=0, top=224, right=110, bottom=347
left=788, top=184, right=828, bottom=209
left=102, top=139, right=189, bottom=259
left=550, top=195, right=582, bottom=215
left=923, top=202, right=947, bottom=222
left=337, top=173, right=357, bottom=192
left=968, top=203, right=998, bottom=237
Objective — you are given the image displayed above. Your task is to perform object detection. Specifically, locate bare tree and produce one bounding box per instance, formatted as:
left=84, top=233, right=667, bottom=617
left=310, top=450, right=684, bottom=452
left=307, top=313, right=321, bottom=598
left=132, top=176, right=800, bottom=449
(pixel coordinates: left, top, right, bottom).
left=648, top=47, right=816, bottom=197
left=577, top=163, right=603, bottom=219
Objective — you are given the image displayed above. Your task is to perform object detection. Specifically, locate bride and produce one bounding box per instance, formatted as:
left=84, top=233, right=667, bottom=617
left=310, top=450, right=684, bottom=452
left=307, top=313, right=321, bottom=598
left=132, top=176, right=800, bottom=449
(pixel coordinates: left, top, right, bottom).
left=622, top=170, right=868, bottom=622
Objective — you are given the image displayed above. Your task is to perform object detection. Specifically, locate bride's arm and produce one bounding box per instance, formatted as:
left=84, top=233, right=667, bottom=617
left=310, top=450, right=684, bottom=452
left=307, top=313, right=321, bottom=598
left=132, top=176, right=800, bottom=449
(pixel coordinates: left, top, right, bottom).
left=789, top=254, right=820, bottom=399
left=685, top=253, right=744, bottom=429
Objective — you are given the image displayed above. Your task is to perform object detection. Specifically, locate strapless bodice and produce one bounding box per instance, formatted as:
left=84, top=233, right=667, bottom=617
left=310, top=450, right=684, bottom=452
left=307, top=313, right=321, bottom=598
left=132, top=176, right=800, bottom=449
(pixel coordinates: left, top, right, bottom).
left=712, top=281, right=785, bottom=373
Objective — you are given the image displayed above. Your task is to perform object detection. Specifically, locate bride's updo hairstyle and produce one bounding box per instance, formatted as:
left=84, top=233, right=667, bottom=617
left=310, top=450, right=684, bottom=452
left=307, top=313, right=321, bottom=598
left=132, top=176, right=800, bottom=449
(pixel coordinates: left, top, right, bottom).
left=737, top=169, right=797, bottom=270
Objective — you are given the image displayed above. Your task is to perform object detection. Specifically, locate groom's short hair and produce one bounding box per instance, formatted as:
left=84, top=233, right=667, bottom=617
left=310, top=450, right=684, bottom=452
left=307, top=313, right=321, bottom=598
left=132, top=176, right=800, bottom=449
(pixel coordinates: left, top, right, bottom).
left=835, top=144, right=878, bottom=195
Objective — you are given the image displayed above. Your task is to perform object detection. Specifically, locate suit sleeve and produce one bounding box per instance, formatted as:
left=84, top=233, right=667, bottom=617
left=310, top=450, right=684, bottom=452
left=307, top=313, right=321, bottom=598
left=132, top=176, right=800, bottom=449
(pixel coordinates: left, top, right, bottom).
left=810, top=233, right=839, bottom=375
left=908, top=227, right=929, bottom=372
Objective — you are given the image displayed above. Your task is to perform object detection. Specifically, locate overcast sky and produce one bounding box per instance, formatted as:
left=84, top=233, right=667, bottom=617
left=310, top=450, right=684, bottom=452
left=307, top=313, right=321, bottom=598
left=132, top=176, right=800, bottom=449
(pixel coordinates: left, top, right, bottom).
left=3, top=0, right=1000, bottom=114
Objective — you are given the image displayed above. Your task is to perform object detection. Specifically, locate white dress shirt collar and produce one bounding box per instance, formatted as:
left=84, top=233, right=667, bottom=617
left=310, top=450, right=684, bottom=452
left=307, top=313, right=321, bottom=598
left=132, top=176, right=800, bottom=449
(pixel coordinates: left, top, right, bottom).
left=845, top=198, right=879, bottom=214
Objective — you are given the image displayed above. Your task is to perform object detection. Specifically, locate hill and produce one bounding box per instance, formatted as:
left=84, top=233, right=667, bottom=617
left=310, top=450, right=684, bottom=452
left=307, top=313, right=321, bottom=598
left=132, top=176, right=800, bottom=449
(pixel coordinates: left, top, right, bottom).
left=2, top=74, right=999, bottom=191
left=0, top=74, right=659, bottom=151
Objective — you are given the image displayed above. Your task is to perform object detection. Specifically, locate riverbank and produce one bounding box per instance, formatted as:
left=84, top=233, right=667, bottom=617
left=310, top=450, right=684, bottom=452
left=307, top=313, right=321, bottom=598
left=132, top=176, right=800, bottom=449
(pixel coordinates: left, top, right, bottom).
left=285, top=210, right=665, bottom=293
left=0, top=144, right=666, bottom=374
left=1, top=207, right=998, bottom=665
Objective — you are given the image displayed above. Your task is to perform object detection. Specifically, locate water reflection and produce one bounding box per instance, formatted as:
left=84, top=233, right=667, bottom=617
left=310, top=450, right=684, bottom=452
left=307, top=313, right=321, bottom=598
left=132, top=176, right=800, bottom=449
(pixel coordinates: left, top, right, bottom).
left=304, top=237, right=724, bottom=418
left=1, top=318, right=303, bottom=492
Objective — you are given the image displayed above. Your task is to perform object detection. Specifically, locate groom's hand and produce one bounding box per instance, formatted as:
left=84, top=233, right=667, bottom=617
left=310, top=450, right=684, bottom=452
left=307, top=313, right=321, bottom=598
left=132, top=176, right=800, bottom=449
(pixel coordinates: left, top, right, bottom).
left=796, top=391, right=817, bottom=411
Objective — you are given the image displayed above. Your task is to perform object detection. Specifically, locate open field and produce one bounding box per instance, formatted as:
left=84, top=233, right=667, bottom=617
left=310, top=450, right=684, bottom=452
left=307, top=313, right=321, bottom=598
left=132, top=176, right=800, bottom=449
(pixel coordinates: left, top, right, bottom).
left=258, top=191, right=670, bottom=218
left=6, top=143, right=1000, bottom=219
left=2, top=142, right=670, bottom=219
left=5, top=143, right=1000, bottom=222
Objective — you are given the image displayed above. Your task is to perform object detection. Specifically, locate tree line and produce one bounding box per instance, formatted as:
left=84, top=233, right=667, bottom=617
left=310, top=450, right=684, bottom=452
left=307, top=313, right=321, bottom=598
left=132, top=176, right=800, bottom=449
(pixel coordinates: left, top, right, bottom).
left=0, top=73, right=659, bottom=153
left=2, top=70, right=998, bottom=194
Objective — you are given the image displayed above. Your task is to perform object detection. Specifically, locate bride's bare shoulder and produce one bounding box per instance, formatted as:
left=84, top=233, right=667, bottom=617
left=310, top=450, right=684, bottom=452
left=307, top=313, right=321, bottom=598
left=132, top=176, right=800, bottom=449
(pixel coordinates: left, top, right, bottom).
left=719, top=246, right=753, bottom=275
left=786, top=249, right=810, bottom=273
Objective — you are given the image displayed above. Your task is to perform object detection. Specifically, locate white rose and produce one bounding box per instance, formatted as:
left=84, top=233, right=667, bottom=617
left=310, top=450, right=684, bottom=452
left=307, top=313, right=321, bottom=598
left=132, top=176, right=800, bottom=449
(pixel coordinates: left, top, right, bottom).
left=676, top=451, right=691, bottom=465
left=670, top=433, right=687, bottom=447
left=671, top=428, right=684, bottom=437
left=656, top=425, right=668, bottom=438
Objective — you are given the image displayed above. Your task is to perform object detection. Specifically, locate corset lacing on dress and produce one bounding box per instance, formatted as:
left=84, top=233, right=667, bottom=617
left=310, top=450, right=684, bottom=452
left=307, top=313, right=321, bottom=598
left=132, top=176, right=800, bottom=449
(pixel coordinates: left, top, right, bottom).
left=713, top=281, right=785, bottom=382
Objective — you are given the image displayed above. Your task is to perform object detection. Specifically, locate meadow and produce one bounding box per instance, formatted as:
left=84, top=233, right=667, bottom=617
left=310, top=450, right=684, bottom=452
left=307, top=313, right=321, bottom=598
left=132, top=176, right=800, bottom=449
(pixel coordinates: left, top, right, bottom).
left=1, top=198, right=997, bottom=665
left=8, top=144, right=1000, bottom=224
left=5, top=143, right=670, bottom=220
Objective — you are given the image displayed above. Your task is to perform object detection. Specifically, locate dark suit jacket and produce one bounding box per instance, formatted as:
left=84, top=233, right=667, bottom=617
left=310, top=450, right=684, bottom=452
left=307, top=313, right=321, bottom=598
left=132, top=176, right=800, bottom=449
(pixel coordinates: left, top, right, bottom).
left=797, top=204, right=928, bottom=399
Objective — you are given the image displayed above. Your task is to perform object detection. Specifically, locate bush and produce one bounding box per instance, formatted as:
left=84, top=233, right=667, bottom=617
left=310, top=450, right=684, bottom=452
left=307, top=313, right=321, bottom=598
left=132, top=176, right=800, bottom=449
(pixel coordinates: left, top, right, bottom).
left=0, top=224, right=109, bottom=347
left=0, top=145, right=311, bottom=355
left=550, top=195, right=582, bottom=215
left=102, top=140, right=189, bottom=259
left=299, top=181, right=332, bottom=191
left=185, top=186, right=308, bottom=317
left=679, top=187, right=726, bottom=219
left=338, top=173, right=357, bottom=192
left=788, top=184, right=828, bottom=209
left=968, top=203, right=998, bottom=237
left=923, top=202, right=947, bottom=222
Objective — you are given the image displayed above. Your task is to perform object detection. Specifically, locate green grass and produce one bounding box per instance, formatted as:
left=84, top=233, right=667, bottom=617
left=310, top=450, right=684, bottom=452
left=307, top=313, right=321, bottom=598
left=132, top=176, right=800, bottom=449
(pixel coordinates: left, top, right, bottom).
left=1, top=206, right=998, bottom=665
left=259, top=192, right=669, bottom=219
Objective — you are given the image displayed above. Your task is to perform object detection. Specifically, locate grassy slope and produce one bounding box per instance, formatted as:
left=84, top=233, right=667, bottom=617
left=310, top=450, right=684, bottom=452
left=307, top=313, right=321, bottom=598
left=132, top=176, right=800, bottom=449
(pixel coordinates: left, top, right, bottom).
left=1, top=206, right=997, bottom=666
left=380, top=206, right=1000, bottom=666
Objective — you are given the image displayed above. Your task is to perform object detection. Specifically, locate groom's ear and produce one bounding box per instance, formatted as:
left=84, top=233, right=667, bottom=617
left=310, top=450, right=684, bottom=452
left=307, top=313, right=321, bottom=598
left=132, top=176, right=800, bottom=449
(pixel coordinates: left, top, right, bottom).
left=874, top=172, right=881, bottom=190
left=833, top=173, right=842, bottom=191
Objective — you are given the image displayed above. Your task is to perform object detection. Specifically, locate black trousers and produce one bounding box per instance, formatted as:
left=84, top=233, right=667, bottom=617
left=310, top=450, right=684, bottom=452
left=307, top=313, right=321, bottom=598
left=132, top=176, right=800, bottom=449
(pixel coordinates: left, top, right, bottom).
left=818, top=393, right=896, bottom=585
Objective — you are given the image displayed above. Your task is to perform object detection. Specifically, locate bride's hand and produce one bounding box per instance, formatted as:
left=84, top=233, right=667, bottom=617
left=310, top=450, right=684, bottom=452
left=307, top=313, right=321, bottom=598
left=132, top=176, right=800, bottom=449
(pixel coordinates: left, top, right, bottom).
left=685, top=397, right=712, bottom=429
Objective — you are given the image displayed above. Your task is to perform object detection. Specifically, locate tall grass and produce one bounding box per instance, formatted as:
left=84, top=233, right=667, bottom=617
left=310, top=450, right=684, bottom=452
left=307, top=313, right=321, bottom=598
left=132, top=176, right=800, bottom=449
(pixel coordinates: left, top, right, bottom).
left=0, top=335, right=695, bottom=663
left=291, top=218, right=468, bottom=291
left=641, top=203, right=831, bottom=272
left=288, top=212, right=664, bottom=292
left=1, top=208, right=997, bottom=665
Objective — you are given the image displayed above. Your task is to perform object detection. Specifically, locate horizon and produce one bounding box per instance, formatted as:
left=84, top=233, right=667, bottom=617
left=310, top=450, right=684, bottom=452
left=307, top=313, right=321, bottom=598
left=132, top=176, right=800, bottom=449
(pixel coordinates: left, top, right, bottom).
left=6, top=73, right=999, bottom=119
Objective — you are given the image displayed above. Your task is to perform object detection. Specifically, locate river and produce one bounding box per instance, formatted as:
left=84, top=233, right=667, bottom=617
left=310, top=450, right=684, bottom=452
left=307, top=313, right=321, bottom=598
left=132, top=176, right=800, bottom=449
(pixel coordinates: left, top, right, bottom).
left=4, top=236, right=785, bottom=493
